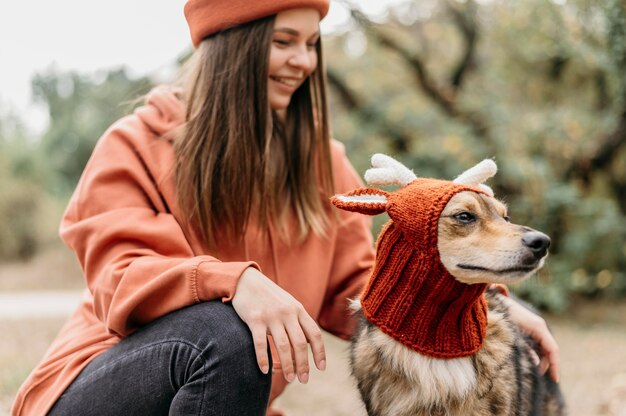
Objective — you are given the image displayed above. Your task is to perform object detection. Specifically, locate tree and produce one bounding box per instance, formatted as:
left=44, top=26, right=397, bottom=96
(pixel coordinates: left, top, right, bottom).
left=0, top=109, right=46, bottom=259
left=323, top=0, right=626, bottom=309
left=32, top=67, right=153, bottom=194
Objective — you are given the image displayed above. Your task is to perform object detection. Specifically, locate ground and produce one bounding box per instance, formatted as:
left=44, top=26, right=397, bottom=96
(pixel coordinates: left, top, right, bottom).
left=1, top=247, right=625, bottom=415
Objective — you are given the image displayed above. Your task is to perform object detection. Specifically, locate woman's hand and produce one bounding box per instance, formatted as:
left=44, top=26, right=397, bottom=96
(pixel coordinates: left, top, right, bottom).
left=231, top=267, right=326, bottom=384
left=501, top=295, right=560, bottom=382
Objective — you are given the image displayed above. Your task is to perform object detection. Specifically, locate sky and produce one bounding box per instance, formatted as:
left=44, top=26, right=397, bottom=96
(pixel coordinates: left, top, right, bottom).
left=0, top=0, right=404, bottom=134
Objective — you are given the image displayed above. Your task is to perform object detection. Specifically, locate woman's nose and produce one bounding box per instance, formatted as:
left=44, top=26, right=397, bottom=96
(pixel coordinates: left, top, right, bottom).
left=288, top=48, right=314, bottom=71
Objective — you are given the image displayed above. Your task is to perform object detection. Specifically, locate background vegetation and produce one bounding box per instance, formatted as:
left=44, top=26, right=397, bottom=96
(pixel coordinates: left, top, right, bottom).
left=1, top=0, right=625, bottom=311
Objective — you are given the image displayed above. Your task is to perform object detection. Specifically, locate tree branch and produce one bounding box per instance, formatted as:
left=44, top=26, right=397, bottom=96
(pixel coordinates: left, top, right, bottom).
left=326, top=67, right=412, bottom=153
left=349, top=8, right=455, bottom=114
left=349, top=7, right=494, bottom=150
left=565, top=108, right=626, bottom=185
left=565, top=0, right=626, bottom=208
left=445, top=0, right=479, bottom=91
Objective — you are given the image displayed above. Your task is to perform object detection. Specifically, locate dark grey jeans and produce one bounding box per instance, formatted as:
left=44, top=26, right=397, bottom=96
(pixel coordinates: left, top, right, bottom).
left=48, top=301, right=271, bottom=415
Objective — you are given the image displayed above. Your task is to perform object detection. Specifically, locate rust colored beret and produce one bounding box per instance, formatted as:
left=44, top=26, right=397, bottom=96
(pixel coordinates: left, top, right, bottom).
left=184, top=0, right=330, bottom=47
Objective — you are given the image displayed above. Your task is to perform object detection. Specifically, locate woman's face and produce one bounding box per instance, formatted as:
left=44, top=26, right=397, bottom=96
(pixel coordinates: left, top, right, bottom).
left=268, top=8, right=321, bottom=111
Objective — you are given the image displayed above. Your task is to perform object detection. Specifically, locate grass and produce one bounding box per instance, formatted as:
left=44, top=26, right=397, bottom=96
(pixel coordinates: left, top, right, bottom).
left=0, top=319, right=67, bottom=416
left=0, top=244, right=83, bottom=292
left=544, top=300, right=626, bottom=416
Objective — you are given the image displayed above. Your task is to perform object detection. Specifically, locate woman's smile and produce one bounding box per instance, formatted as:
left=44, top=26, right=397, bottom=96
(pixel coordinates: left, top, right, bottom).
left=268, top=8, right=321, bottom=110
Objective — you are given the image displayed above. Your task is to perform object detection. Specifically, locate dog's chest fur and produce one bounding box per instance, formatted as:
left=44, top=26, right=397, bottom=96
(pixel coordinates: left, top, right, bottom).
left=350, top=290, right=565, bottom=416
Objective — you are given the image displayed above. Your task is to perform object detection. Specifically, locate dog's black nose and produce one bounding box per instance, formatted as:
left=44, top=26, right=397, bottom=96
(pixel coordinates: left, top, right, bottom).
left=522, top=231, right=551, bottom=259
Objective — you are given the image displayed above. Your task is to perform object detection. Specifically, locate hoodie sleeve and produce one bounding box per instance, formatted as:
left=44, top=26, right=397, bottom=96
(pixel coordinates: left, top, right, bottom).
left=60, top=111, right=257, bottom=338
left=317, top=141, right=375, bottom=340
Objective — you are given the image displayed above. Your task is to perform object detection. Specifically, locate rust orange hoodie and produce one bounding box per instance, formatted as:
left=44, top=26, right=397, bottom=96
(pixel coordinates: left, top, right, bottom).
left=12, top=86, right=375, bottom=415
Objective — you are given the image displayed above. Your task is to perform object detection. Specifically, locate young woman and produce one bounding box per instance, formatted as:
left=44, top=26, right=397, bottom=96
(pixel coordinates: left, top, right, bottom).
left=13, top=1, right=559, bottom=415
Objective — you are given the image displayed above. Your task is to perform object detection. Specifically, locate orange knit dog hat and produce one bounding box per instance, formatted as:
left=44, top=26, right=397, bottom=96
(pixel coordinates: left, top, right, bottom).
left=332, top=154, right=498, bottom=358
left=184, top=0, right=330, bottom=47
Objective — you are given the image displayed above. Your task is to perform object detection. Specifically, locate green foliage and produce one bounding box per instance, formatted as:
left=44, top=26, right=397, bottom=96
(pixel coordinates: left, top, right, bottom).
left=32, top=67, right=153, bottom=195
left=0, top=139, right=45, bottom=260
left=0, top=176, right=40, bottom=260
left=0, top=68, right=153, bottom=260
left=607, top=0, right=626, bottom=106
left=325, top=0, right=626, bottom=310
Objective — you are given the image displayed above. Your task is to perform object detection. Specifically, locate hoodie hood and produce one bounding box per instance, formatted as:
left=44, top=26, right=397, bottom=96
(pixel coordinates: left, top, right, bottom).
left=134, top=86, right=185, bottom=137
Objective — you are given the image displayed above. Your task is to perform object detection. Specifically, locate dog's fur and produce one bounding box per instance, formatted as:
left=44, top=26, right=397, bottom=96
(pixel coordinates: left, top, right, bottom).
left=349, top=191, right=566, bottom=416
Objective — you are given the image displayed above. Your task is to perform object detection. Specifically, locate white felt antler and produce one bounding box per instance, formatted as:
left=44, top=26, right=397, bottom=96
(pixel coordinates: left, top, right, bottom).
left=364, top=154, right=418, bottom=188
left=453, top=159, right=497, bottom=196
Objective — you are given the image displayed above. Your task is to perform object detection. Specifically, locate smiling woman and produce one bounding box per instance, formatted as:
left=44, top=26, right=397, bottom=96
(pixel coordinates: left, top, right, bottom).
left=176, top=2, right=333, bottom=250
left=11, top=1, right=379, bottom=416
left=268, top=9, right=321, bottom=111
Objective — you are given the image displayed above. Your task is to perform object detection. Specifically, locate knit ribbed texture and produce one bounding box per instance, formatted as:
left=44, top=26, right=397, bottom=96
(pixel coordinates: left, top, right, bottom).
left=361, top=178, right=489, bottom=358
left=184, top=0, right=330, bottom=47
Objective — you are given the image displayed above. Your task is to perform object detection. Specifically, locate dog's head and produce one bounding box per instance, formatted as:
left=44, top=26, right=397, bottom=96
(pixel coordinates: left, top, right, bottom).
left=437, top=190, right=549, bottom=284
left=331, top=154, right=549, bottom=285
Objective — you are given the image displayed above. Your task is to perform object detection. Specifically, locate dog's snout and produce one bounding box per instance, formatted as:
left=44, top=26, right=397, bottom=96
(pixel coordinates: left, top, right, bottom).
left=522, top=232, right=551, bottom=259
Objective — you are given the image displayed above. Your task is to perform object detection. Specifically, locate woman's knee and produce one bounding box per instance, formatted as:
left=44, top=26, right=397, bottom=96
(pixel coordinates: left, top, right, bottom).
left=49, top=302, right=271, bottom=415
left=159, top=302, right=272, bottom=412
left=147, top=301, right=264, bottom=370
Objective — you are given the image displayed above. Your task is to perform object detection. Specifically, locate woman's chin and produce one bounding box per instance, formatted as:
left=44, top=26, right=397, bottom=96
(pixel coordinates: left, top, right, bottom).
left=269, top=99, right=291, bottom=111
left=269, top=89, right=294, bottom=111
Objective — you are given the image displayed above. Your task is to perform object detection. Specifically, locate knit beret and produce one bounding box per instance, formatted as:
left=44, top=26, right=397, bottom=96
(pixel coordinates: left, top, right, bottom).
left=184, top=0, right=330, bottom=47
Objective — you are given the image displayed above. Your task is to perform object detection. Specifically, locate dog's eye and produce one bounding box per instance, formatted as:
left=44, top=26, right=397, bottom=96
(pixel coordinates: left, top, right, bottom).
left=504, top=215, right=511, bottom=222
left=453, top=212, right=476, bottom=224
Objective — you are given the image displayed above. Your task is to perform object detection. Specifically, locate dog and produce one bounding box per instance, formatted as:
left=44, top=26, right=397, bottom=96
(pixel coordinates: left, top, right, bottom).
left=331, top=154, right=566, bottom=416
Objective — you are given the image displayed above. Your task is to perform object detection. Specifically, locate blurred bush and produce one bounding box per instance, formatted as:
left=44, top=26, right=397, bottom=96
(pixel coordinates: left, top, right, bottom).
left=0, top=120, right=44, bottom=260
left=0, top=175, right=40, bottom=260
left=0, top=68, right=152, bottom=260
left=31, top=68, right=153, bottom=194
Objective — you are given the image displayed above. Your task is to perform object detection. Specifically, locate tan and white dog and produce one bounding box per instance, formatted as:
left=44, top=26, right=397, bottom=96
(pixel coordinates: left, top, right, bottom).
left=332, top=155, right=565, bottom=416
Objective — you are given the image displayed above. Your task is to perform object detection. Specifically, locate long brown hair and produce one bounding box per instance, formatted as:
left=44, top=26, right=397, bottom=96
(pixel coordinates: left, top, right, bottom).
left=174, top=16, right=333, bottom=247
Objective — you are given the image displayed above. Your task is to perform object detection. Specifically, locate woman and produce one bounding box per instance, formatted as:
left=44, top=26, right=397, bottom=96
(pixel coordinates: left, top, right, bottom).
left=12, top=1, right=559, bottom=415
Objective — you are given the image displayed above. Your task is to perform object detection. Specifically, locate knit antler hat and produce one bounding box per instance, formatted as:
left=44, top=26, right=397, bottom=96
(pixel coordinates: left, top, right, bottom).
left=332, top=154, right=498, bottom=358
left=184, top=0, right=330, bottom=47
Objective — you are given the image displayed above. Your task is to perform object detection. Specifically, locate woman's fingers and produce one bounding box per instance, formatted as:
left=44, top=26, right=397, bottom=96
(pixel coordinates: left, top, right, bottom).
left=299, top=312, right=326, bottom=371
left=525, top=313, right=560, bottom=382
left=503, top=296, right=560, bottom=383
left=284, top=315, right=313, bottom=383
left=232, top=267, right=326, bottom=384
left=248, top=324, right=271, bottom=374
left=269, top=322, right=296, bottom=382
left=538, top=327, right=560, bottom=382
